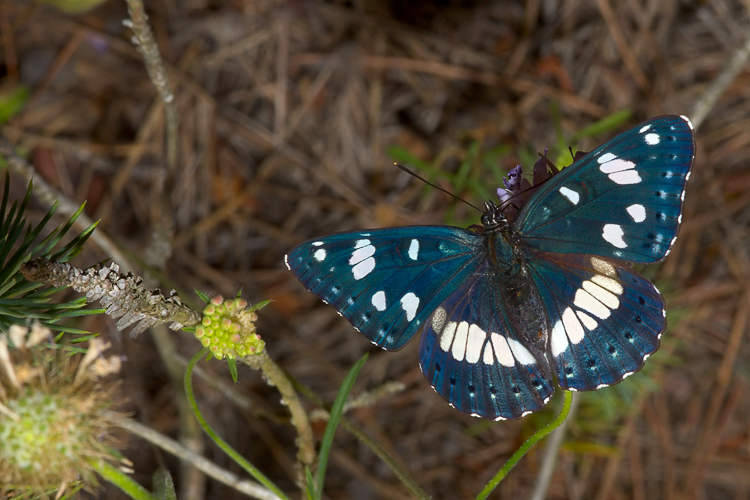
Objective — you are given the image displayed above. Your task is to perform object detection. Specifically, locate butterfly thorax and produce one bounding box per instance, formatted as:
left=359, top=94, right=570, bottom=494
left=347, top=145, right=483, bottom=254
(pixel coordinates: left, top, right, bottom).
left=481, top=200, right=518, bottom=275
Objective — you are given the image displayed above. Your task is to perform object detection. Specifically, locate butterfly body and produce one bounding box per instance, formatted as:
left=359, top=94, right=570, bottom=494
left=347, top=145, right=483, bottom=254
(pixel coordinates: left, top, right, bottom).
left=286, top=115, right=695, bottom=420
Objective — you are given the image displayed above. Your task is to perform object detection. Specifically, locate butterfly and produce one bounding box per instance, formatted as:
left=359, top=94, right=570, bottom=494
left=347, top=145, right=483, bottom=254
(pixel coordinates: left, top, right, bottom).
left=286, top=115, right=695, bottom=420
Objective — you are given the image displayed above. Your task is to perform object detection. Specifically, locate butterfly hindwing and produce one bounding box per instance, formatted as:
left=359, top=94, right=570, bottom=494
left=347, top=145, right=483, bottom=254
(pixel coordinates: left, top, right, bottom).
left=524, top=251, right=666, bottom=391
left=515, top=115, right=695, bottom=263
left=286, top=227, right=484, bottom=350
left=418, top=261, right=555, bottom=420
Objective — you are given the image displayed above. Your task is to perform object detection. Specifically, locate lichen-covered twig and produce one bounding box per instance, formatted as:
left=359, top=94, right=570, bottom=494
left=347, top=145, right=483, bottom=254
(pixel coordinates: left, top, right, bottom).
left=21, top=258, right=200, bottom=337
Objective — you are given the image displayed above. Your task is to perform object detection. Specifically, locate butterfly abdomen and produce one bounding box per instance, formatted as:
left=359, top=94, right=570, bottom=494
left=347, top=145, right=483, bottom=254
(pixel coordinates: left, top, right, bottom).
left=500, top=268, right=549, bottom=353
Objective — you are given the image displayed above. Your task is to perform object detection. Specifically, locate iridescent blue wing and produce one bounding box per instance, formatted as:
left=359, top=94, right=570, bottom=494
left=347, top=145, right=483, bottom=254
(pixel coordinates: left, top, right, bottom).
left=524, top=251, right=665, bottom=391
left=285, top=227, right=484, bottom=350
left=514, top=115, right=695, bottom=263
left=418, top=261, right=555, bottom=420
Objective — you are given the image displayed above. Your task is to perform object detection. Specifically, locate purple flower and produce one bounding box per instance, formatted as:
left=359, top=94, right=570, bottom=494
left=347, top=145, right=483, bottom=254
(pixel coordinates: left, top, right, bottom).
left=496, top=149, right=585, bottom=222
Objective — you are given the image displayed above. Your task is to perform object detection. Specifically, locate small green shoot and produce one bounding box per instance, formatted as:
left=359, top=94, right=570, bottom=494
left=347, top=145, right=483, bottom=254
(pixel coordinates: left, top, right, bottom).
left=311, top=353, right=369, bottom=500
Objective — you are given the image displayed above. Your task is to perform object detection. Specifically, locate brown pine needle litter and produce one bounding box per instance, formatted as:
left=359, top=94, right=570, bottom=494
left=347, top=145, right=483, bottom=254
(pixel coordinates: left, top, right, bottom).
left=2, top=0, right=750, bottom=498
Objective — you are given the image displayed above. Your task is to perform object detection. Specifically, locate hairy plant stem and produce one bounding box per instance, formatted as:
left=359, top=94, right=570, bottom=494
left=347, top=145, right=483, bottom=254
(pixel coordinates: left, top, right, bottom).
left=246, top=353, right=317, bottom=470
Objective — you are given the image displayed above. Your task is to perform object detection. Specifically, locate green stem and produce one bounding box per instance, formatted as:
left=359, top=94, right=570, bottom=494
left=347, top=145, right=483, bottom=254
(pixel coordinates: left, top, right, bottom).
left=475, top=391, right=574, bottom=500
left=91, top=459, right=155, bottom=500
left=185, top=348, right=291, bottom=500
left=314, top=354, right=368, bottom=500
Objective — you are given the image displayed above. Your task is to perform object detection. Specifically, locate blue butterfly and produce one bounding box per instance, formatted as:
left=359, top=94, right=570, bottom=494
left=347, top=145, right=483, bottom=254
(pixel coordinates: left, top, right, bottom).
left=286, top=115, right=695, bottom=420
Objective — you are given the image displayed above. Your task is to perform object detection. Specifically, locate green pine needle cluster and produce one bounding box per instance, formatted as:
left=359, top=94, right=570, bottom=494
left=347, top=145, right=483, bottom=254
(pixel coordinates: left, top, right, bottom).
left=0, top=174, right=99, bottom=338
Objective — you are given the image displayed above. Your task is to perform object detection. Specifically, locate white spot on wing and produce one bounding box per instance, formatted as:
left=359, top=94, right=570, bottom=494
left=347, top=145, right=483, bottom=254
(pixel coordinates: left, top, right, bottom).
left=681, top=115, right=694, bottom=130
left=400, top=292, right=420, bottom=321
left=432, top=307, right=446, bottom=332
left=550, top=318, right=569, bottom=356
left=639, top=124, right=652, bottom=133
left=562, top=307, right=585, bottom=343
left=591, top=274, right=624, bottom=295
left=599, top=158, right=641, bottom=184
left=350, top=242, right=375, bottom=263
left=559, top=186, right=580, bottom=205
left=599, top=158, right=635, bottom=174
left=574, top=287, right=611, bottom=319
left=507, top=339, right=536, bottom=365
left=314, top=249, right=327, bottom=261
left=602, top=224, right=627, bottom=248
left=350, top=240, right=376, bottom=280
left=608, top=170, right=642, bottom=185
left=626, top=204, right=646, bottom=223
left=482, top=341, right=494, bottom=365
left=371, top=291, right=386, bottom=311
left=597, top=152, right=617, bottom=164
left=312, top=241, right=324, bottom=247
left=490, top=333, right=515, bottom=367
left=284, top=254, right=291, bottom=270
left=439, top=320, right=457, bottom=352
left=465, top=324, right=486, bottom=363
left=576, top=310, right=598, bottom=330
left=645, top=133, right=660, bottom=145
left=582, top=280, right=620, bottom=310
left=408, top=239, right=420, bottom=260
left=451, top=321, right=469, bottom=361
left=352, top=258, right=375, bottom=280
left=591, top=257, right=616, bottom=277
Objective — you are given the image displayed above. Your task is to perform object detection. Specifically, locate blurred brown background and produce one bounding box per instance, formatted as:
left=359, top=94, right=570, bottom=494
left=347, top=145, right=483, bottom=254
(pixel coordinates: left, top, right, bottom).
left=3, top=0, right=750, bottom=498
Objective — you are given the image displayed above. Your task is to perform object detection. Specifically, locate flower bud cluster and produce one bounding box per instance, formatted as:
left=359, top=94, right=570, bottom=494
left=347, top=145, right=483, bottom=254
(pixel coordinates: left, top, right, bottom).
left=194, top=296, right=265, bottom=360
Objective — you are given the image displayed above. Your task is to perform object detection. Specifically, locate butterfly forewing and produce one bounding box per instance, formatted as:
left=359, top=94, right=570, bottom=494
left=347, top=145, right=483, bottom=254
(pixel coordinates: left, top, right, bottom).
left=418, top=262, right=555, bottom=420
left=515, top=115, right=695, bottom=263
left=286, top=227, right=484, bottom=350
left=524, top=251, right=666, bottom=391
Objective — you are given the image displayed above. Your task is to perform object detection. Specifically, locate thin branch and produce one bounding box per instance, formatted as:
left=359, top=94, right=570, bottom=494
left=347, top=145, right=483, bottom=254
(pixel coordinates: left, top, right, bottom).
left=109, top=414, right=283, bottom=500
left=476, top=391, right=575, bottom=500
left=529, top=393, right=581, bottom=500
left=123, top=0, right=178, bottom=172
left=690, top=29, right=750, bottom=130
left=595, top=0, right=651, bottom=96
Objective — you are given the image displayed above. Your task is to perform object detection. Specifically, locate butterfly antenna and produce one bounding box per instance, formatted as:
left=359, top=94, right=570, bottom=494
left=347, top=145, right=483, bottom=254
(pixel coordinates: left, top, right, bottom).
left=395, top=163, right=482, bottom=212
